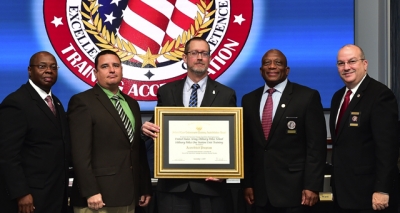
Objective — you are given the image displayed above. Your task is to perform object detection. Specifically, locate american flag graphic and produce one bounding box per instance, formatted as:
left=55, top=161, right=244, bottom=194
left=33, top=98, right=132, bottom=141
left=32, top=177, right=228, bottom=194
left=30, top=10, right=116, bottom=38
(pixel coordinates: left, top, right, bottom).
left=95, top=0, right=212, bottom=58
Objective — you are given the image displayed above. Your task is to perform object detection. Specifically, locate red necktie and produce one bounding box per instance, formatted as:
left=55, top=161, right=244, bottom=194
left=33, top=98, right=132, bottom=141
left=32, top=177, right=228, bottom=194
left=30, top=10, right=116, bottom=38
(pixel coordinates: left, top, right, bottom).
left=44, top=95, right=56, bottom=116
left=336, top=90, right=352, bottom=133
left=262, top=88, right=276, bottom=140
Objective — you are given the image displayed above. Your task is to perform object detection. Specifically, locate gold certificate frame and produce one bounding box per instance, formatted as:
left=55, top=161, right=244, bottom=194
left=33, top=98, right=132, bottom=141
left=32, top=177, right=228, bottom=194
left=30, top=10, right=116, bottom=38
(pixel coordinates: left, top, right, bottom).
left=154, top=107, right=243, bottom=179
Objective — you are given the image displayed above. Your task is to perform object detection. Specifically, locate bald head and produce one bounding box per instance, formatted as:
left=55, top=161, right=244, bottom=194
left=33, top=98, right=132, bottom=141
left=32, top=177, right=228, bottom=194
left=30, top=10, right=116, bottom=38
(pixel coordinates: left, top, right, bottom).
left=261, top=49, right=288, bottom=67
left=29, top=51, right=56, bottom=66
left=337, top=44, right=365, bottom=60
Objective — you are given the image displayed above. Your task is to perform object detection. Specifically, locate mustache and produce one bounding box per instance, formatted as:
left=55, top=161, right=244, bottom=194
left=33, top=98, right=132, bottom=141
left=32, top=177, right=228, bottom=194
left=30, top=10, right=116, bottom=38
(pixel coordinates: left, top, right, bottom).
left=341, top=70, right=355, bottom=75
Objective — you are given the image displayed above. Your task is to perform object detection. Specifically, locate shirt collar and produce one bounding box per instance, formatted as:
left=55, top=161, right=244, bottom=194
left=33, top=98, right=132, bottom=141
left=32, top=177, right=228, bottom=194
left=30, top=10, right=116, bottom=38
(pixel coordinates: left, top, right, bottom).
left=29, top=79, right=52, bottom=100
left=347, top=74, right=366, bottom=94
left=263, top=78, right=288, bottom=94
left=97, top=83, right=125, bottom=101
left=185, top=76, right=208, bottom=92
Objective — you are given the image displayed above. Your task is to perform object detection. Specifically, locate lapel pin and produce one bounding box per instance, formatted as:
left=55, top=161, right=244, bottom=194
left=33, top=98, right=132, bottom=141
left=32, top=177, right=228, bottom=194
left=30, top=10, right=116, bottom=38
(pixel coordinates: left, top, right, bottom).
left=281, top=104, right=285, bottom=108
left=357, top=94, right=360, bottom=98
left=213, top=90, right=215, bottom=94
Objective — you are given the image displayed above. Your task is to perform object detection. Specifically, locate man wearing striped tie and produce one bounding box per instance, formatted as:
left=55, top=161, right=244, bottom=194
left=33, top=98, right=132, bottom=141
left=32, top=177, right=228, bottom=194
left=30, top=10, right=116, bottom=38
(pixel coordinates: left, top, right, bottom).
left=68, top=50, right=152, bottom=213
left=141, top=37, right=237, bottom=213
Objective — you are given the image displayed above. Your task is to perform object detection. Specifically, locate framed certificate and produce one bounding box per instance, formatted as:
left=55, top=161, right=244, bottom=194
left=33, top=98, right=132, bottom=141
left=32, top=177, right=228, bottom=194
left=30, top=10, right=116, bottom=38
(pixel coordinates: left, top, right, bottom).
left=154, top=107, right=243, bottom=179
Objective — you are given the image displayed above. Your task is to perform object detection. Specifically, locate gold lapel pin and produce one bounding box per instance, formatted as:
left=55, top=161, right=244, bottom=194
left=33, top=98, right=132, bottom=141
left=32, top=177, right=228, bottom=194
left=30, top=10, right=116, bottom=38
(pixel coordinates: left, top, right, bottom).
left=281, top=104, right=286, bottom=108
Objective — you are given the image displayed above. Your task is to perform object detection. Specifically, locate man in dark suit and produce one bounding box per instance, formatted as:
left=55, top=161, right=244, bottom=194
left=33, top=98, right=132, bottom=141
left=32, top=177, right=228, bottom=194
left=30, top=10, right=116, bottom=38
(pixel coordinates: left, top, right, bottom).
left=241, top=49, right=327, bottom=213
left=330, top=44, right=399, bottom=212
left=141, top=37, right=236, bottom=213
left=0, top=51, right=71, bottom=213
left=68, top=50, right=152, bottom=213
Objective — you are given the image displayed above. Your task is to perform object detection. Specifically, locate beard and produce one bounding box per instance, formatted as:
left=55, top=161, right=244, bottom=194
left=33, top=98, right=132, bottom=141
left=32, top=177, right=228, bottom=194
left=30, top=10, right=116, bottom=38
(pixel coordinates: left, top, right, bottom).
left=188, top=63, right=208, bottom=77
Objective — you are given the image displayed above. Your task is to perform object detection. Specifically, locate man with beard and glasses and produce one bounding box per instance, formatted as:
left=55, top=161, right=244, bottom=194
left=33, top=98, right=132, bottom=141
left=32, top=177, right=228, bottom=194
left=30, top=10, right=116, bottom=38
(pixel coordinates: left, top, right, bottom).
left=141, top=37, right=236, bottom=213
left=330, top=44, right=399, bottom=212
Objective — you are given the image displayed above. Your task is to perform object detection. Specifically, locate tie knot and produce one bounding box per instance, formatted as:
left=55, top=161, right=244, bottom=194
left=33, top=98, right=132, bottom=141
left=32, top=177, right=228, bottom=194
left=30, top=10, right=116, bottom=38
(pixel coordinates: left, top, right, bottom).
left=345, top=89, right=352, bottom=97
left=44, top=95, right=52, bottom=102
left=267, top=88, right=276, bottom=95
left=111, top=95, right=120, bottom=101
left=192, top=84, right=200, bottom=90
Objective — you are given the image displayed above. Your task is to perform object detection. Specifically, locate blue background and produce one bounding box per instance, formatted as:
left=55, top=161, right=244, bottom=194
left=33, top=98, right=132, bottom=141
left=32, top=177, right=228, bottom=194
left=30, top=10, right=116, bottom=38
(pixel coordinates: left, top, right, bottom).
left=0, top=0, right=353, bottom=110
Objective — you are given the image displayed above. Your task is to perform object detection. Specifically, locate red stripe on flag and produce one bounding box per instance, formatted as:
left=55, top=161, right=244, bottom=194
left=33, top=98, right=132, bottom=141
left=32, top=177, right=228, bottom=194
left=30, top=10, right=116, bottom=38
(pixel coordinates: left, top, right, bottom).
left=167, top=0, right=177, bottom=5
left=170, top=7, right=194, bottom=31
left=119, top=19, right=160, bottom=54
left=127, top=0, right=170, bottom=32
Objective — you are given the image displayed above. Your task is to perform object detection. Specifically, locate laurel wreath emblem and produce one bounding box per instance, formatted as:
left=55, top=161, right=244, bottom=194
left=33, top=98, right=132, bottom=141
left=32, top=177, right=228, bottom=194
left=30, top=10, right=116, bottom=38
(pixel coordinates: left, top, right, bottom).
left=80, top=0, right=215, bottom=67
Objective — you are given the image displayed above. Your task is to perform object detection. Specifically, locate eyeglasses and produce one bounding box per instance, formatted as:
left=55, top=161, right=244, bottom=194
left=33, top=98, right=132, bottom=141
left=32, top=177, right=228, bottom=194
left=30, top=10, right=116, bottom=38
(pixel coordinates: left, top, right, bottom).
left=185, top=51, right=210, bottom=58
left=30, top=64, right=59, bottom=71
left=336, top=59, right=365, bottom=67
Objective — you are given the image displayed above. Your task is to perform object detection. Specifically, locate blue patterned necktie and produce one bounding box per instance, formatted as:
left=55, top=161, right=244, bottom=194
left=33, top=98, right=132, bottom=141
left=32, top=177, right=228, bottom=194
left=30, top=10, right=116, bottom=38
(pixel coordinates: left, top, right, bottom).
left=189, top=84, right=200, bottom=107
left=111, top=95, right=134, bottom=143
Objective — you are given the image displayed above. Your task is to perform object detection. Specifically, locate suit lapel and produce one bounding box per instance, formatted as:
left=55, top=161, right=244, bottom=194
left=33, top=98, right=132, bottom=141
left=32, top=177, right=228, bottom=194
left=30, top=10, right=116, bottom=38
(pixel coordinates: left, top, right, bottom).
left=172, top=79, right=185, bottom=106
left=122, top=93, right=140, bottom=145
left=93, top=85, right=130, bottom=142
left=250, top=87, right=268, bottom=147
left=267, top=81, right=293, bottom=145
left=330, top=87, right=345, bottom=142
left=201, top=77, right=217, bottom=106
left=52, top=95, right=67, bottom=136
left=25, top=83, right=59, bottom=127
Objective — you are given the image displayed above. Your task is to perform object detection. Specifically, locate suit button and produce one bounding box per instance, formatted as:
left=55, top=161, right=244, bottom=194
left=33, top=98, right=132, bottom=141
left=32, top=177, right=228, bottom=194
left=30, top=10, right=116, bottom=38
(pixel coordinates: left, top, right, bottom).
left=264, top=149, right=267, bottom=152
left=130, top=166, right=132, bottom=169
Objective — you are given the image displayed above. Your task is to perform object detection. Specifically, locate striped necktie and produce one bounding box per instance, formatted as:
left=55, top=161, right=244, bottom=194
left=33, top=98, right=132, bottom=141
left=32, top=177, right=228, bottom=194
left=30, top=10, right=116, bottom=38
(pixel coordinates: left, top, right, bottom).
left=189, top=84, right=200, bottom=107
left=111, top=95, right=134, bottom=143
left=44, top=95, right=56, bottom=116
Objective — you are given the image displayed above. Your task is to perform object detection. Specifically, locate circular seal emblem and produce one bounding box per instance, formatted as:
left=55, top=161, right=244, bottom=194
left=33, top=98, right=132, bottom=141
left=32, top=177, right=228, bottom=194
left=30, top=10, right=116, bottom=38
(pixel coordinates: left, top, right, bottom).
left=44, top=0, right=253, bottom=101
left=287, top=121, right=296, bottom=130
left=351, top=115, right=358, bottom=122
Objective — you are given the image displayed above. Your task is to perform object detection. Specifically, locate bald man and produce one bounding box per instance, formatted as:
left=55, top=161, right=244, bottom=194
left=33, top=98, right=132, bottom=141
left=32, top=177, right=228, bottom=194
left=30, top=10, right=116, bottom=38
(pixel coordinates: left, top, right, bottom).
left=330, top=44, right=399, bottom=212
left=242, top=49, right=327, bottom=213
left=0, top=51, right=71, bottom=213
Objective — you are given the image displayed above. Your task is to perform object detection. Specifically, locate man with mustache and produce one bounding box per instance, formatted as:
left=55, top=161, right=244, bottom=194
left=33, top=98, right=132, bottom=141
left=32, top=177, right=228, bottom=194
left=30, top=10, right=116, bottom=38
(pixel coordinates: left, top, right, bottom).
left=68, top=50, right=152, bottom=213
left=0, top=51, right=71, bottom=213
left=330, top=44, right=399, bottom=212
left=241, top=49, right=327, bottom=213
left=141, top=37, right=236, bottom=213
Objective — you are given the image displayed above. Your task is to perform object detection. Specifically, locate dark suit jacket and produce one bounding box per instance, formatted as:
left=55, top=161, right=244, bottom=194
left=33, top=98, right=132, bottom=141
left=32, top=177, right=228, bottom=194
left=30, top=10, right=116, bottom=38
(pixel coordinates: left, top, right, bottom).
left=0, top=82, right=70, bottom=213
left=242, top=81, right=327, bottom=207
left=68, top=84, right=152, bottom=207
left=155, top=77, right=236, bottom=196
left=330, top=75, right=399, bottom=210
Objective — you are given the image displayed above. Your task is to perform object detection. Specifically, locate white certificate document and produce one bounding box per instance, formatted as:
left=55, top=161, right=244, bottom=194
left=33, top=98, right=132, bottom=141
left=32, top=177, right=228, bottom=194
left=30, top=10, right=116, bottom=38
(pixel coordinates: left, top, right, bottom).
left=168, top=120, right=230, bottom=164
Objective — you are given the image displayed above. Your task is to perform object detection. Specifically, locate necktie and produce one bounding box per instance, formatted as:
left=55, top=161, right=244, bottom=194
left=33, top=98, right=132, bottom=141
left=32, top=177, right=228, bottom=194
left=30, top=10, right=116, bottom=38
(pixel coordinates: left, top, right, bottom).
left=111, top=95, right=134, bottom=143
left=336, top=89, right=352, bottom=134
left=44, top=95, right=56, bottom=116
left=189, top=84, right=200, bottom=107
left=261, top=88, right=276, bottom=140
